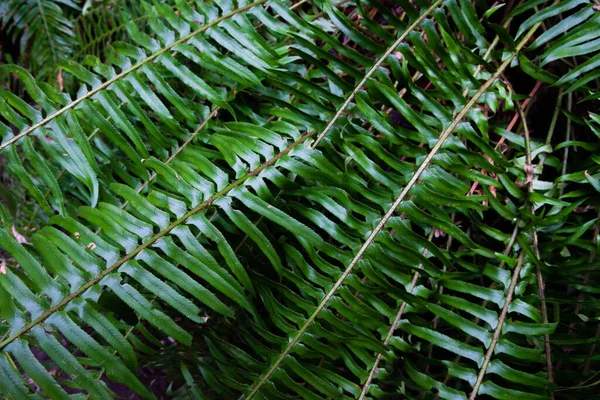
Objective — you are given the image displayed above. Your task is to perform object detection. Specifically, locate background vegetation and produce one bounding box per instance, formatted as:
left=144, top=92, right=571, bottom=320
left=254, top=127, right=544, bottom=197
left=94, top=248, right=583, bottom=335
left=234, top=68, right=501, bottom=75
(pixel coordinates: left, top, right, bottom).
left=0, top=0, right=599, bottom=398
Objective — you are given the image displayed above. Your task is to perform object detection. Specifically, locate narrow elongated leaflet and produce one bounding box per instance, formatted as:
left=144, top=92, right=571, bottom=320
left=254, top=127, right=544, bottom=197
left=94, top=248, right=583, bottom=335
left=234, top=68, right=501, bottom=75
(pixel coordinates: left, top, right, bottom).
left=357, top=10, right=520, bottom=397
left=0, top=129, right=318, bottom=351
left=24, top=0, right=318, bottom=226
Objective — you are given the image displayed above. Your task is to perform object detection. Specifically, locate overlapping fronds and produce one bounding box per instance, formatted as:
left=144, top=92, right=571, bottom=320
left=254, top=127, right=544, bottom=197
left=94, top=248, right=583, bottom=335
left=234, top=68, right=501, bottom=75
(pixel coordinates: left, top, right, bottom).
left=0, top=0, right=598, bottom=398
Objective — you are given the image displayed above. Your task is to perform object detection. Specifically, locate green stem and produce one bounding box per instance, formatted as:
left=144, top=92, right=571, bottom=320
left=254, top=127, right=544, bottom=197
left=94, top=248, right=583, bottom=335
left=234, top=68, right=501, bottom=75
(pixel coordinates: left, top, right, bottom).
left=467, top=13, right=556, bottom=397
left=537, top=89, right=563, bottom=173
left=0, top=0, right=426, bottom=355
left=468, top=253, right=526, bottom=399
left=517, top=96, right=554, bottom=391
left=358, top=229, right=436, bottom=399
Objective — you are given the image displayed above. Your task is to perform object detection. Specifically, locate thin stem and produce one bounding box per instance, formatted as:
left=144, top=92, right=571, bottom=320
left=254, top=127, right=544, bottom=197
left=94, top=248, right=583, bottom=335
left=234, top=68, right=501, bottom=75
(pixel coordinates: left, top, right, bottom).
left=556, top=371, right=600, bottom=392
left=358, top=229, right=435, bottom=399
left=584, top=325, right=600, bottom=376
left=232, top=63, right=320, bottom=251
left=0, top=0, right=430, bottom=356
left=517, top=97, right=554, bottom=391
left=0, top=128, right=319, bottom=351
left=533, top=233, right=554, bottom=390
left=310, top=0, right=444, bottom=148
left=468, top=252, right=526, bottom=399
left=122, top=107, right=220, bottom=208
left=559, top=92, right=572, bottom=197
left=467, top=63, right=549, bottom=399
left=467, top=80, right=542, bottom=197
left=88, top=209, right=226, bottom=396
left=443, top=221, right=521, bottom=388
left=361, top=12, right=536, bottom=394
left=538, top=89, right=563, bottom=172
left=24, top=0, right=313, bottom=229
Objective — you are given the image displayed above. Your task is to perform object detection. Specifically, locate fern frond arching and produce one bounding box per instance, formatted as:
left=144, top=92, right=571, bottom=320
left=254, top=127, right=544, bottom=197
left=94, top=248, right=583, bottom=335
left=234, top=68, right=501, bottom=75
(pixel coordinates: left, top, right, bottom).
left=0, top=0, right=266, bottom=153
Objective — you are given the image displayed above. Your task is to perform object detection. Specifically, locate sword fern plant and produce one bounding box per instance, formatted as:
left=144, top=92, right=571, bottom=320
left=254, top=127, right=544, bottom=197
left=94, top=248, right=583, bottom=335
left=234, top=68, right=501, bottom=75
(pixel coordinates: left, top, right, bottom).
left=0, top=1, right=598, bottom=399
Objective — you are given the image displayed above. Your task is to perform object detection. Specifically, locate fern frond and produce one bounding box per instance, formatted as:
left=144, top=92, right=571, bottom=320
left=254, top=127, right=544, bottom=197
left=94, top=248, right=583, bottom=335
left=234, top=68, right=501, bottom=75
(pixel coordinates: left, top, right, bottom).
left=72, top=0, right=163, bottom=61
left=0, top=0, right=264, bottom=153
left=246, top=8, right=549, bottom=398
left=1, top=0, right=79, bottom=83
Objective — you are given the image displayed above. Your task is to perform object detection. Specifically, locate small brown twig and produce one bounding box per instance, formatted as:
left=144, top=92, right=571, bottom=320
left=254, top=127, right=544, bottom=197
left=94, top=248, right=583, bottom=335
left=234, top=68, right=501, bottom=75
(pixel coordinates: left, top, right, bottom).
left=467, top=80, right=542, bottom=197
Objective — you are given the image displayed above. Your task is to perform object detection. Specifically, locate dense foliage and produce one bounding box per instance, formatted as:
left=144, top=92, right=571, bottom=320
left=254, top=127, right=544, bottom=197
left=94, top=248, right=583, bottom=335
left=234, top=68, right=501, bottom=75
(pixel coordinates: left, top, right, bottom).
left=0, top=0, right=599, bottom=398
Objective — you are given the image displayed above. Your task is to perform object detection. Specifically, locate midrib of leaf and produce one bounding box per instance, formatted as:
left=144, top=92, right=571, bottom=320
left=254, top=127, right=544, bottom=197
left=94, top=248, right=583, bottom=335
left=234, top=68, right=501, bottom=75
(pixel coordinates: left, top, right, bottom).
left=243, top=10, right=549, bottom=399
left=466, top=16, right=559, bottom=398
left=309, top=0, right=443, bottom=148
left=434, top=223, right=520, bottom=393
left=357, top=229, right=435, bottom=400
left=518, top=92, right=555, bottom=389
left=27, top=0, right=318, bottom=227
left=126, top=107, right=219, bottom=206
left=0, top=0, right=267, bottom=152
left=118, top=0, right=316, bottom=204
left=357, top=9, right=512, bottom=395
left=35, top=0, right=58, bottom=70
left=27, top=0, right=334, bottom=232
left=468, top=253, right=525, bottom=399
left=359, top=14, right=553, bottom=399
left=19, top=3, right=338, bottom=334
left=365, top=223, right=521, bottom=397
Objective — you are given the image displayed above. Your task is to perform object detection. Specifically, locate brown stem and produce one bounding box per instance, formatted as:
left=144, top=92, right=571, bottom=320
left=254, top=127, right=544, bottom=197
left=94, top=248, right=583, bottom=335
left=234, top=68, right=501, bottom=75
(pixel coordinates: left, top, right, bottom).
left=516, top=96, right=554, bottom=389
left=467, top=80, right=542, bottom=197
